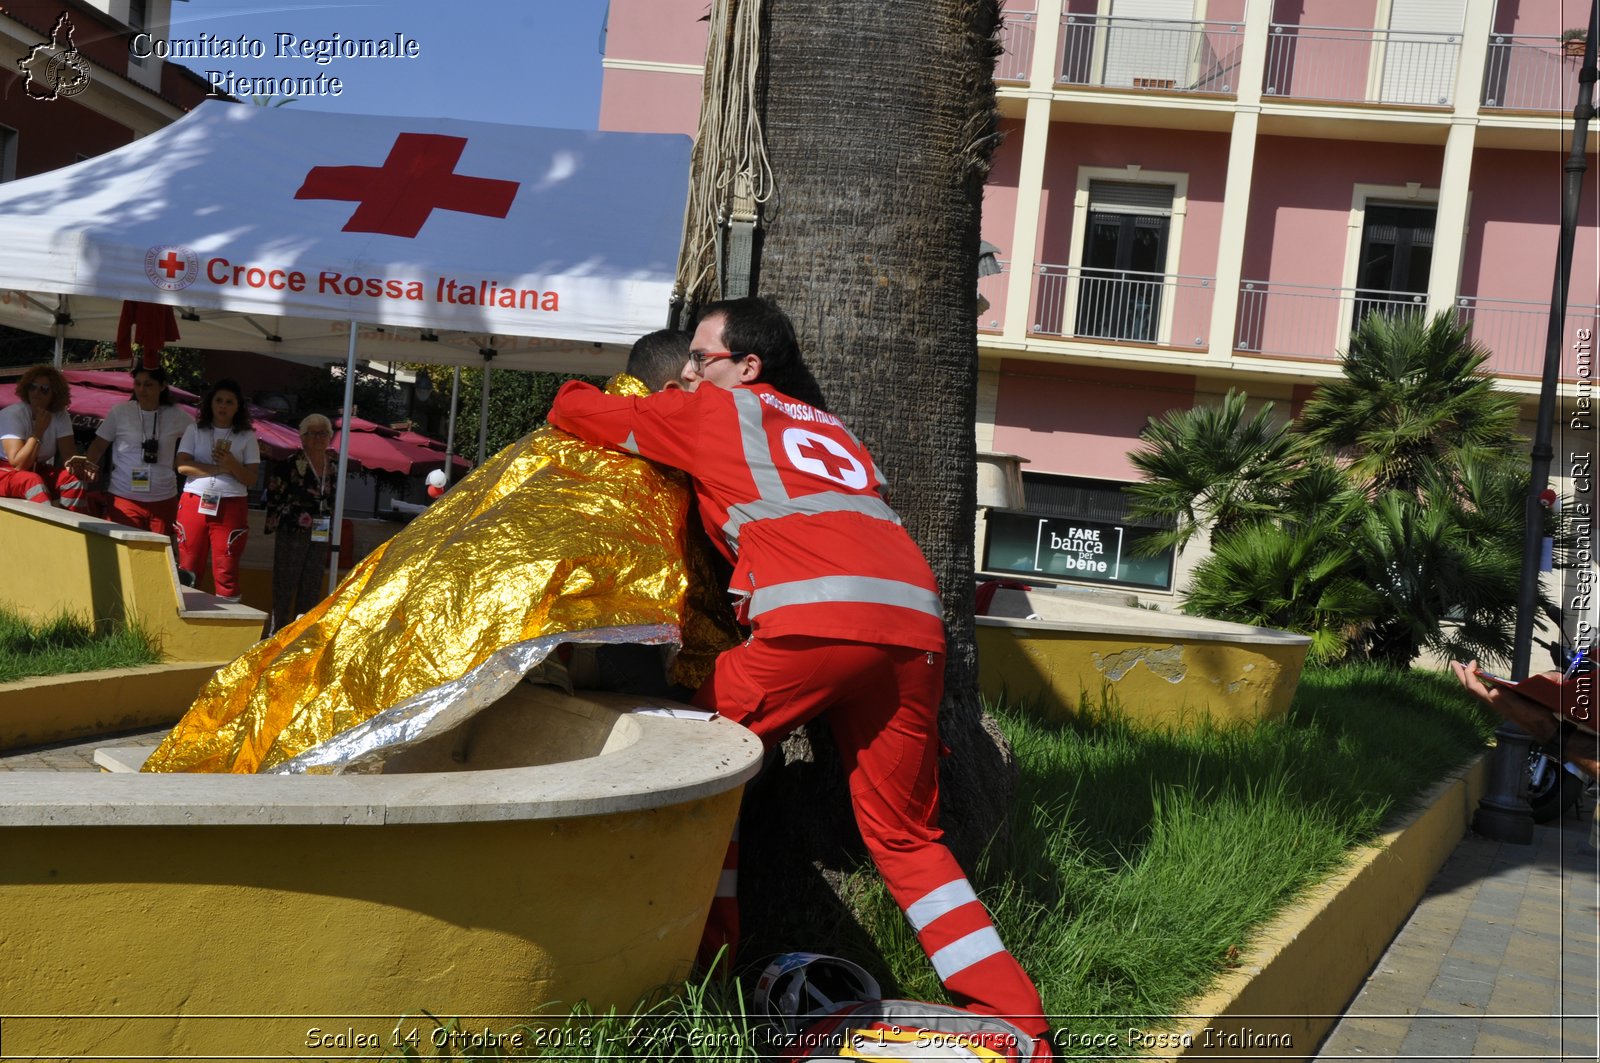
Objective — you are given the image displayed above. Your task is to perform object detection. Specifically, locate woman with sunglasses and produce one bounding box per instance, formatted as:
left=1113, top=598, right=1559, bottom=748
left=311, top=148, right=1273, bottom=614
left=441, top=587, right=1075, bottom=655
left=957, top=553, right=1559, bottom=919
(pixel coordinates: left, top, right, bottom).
left=82, top=365, right=194, bottom=537
left=175, top=378, right=260, bottom=601
left=0, top=365, right=94, bottom=510
left=259, top=412, right=338, bottom=636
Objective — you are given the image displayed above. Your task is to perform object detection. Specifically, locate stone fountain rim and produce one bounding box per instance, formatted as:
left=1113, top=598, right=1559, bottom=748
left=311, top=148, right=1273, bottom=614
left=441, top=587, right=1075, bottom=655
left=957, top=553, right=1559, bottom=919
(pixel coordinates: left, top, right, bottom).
left=0, top=707, right=763, bottom=828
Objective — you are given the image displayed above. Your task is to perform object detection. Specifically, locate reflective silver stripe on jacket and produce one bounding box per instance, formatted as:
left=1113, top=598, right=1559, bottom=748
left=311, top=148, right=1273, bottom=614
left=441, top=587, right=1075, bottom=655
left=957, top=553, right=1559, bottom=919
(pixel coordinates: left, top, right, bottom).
left=929, top=926, right=1007, bottom=982
left=747, top=575, right=943, bottom=620
left=721, top=494, right=901, bottom=548
left=733, top=389, right=790, bottom=502
left=906, top=879, right=982, bottom=933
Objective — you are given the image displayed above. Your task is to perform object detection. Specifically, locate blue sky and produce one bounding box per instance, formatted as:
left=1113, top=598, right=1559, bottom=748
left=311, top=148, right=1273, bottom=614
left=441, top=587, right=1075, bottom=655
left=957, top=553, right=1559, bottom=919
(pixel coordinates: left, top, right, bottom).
left=168, top=1, right=611, bottom=128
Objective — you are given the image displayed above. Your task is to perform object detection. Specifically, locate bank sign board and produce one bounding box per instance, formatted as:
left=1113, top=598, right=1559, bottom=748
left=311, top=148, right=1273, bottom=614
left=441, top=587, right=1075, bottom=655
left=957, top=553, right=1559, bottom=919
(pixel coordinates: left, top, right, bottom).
left=982, top=509, right=1174, bottom=591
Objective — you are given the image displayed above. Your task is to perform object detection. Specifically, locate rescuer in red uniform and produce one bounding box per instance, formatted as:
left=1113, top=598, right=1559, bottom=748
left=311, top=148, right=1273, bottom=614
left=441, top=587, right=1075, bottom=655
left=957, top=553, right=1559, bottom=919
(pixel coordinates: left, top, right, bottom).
left=548, top=297, right=1048, bottom=1041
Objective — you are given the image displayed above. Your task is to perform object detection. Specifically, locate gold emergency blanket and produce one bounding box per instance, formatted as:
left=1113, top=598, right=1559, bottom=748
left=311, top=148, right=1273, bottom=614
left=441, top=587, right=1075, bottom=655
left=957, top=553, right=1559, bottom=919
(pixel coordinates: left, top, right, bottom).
left=143, top=374, right=735, bottom=775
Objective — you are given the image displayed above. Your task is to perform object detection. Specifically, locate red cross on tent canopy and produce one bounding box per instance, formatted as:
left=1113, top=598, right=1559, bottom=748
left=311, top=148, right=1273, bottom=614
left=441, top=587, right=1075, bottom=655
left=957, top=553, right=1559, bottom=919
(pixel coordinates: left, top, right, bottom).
left=295, top=133, right=521, bottom=239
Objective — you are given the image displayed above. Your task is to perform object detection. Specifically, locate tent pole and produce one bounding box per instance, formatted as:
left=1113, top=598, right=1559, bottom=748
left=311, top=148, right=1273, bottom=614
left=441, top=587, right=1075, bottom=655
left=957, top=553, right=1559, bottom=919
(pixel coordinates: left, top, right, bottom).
left=443, top=366, right=460, bottom=486
left=328, top=322, right=359, bottom=594
left=52, top=296, right=66, bottom=368
left=476, top=349, right=496, bottom=466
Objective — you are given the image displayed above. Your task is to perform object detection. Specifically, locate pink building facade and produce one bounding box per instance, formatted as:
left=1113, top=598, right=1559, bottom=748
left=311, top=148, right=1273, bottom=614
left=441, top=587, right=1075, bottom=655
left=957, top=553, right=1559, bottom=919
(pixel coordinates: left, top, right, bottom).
left=600, top=0, right=1598, bottom=598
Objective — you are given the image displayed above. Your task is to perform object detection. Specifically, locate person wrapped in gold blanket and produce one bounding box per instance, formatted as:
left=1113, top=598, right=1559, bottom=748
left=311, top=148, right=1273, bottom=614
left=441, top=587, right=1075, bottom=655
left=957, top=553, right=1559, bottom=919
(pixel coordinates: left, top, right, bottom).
left=143, top=332, right=739, bottom=774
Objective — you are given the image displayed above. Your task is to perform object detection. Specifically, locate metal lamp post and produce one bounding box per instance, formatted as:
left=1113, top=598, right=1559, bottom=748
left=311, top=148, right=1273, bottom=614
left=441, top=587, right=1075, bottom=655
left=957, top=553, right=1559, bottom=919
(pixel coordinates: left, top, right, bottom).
left=1474, top=1, right=1597, bottom=842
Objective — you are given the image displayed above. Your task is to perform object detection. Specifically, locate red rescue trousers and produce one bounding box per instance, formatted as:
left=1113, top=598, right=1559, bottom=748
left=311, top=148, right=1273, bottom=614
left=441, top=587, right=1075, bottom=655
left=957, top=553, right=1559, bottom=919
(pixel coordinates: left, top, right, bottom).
left=693, top=634, right=1048, bottom=1038
left=105, top=493, right=180, bottom=538
left=175, top=493, right=249, bottom=601
left=0, top=462, right=87, bottom=511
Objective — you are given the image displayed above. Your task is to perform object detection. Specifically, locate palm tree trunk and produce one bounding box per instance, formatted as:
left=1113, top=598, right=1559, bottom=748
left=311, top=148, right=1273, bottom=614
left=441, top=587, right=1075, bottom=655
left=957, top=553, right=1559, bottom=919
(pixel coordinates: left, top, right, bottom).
left=729, top=0, right=1011, bottom=962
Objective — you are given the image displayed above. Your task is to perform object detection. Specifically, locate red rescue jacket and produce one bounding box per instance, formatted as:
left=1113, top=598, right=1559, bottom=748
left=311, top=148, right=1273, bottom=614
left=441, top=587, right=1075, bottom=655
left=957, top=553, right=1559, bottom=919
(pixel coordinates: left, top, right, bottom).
left=549, top=381, right=945, bottom=653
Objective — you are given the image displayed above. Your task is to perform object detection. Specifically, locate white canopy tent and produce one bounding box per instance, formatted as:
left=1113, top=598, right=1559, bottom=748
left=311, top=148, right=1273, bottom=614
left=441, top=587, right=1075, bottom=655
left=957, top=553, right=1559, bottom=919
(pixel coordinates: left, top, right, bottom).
left=0, top=101, right=692, bottom=585
left=0, top=101, right=689, bottom=371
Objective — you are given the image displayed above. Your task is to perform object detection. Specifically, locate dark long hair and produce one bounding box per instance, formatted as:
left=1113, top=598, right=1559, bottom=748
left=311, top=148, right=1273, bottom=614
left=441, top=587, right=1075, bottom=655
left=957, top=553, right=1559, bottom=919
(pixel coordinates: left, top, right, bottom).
left=132, top=365, right=175, bottom=407
left=196, top=378, right=252, bottom=429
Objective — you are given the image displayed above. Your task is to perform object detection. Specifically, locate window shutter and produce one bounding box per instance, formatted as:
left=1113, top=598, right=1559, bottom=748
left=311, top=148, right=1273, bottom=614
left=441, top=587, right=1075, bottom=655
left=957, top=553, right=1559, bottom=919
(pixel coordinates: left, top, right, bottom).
left=1088, top=180, right=1176, bottom=216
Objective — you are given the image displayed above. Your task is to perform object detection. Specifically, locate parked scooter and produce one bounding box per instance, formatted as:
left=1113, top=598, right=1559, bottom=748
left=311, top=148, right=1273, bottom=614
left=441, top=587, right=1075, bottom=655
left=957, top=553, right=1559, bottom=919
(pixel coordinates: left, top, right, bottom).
left=1526, top=747, right=1588, bottom=822
left=1525, top=640, right=1595, bottom=823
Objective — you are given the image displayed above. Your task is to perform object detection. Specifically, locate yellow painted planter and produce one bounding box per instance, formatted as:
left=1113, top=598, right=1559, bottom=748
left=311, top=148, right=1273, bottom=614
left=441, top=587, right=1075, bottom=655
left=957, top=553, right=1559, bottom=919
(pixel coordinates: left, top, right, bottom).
left=0, top=662, right=220, bottom=751
left=0, top=499, right=264, bottom=662
left=0, top=687, right=763, bottom=1060
left=977, top=589, right=1311, bottom=729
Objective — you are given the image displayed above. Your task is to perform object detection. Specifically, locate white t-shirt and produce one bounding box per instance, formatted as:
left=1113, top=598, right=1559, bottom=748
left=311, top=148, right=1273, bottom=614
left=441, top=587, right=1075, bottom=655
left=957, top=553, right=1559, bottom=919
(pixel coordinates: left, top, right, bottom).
left=0, top=402, right=72, bottom=464
left=178, top=423, right=260, bottom=499
left=95, top=400, right=194, bottom=501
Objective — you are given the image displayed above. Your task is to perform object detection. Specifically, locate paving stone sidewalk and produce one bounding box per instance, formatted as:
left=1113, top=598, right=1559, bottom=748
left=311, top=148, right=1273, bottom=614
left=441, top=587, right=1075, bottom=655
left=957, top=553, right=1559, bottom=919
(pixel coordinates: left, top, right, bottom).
left=0, top=726, right=168, bottom=771
left=1317, top=805, right=1600, bottom=1062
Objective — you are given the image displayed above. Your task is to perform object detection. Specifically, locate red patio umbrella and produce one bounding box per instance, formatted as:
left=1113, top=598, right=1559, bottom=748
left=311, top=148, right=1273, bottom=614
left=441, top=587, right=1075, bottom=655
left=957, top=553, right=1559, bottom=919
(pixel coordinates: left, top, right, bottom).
left=246, top=417, right=303, bottom=461
left=331, top=426, right=420, bottom=476
left=61, top=369, right=300, bottom=459
left=333, top=418, right=469, bottom=476
left=1, top=391, right=298, bottom=462
left=62, top=368, right=200, bottom=404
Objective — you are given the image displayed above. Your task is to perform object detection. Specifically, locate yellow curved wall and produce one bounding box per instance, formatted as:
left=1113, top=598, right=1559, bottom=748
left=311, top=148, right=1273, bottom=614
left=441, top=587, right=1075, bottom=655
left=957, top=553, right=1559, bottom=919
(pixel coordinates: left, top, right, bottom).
left=977, top=623, right=1308, bottom=728
left=0, top=500, right=262, bottom=662
left=0, top=788, right=741, bottom=1059
left=0, top=664, right=217, bottom=751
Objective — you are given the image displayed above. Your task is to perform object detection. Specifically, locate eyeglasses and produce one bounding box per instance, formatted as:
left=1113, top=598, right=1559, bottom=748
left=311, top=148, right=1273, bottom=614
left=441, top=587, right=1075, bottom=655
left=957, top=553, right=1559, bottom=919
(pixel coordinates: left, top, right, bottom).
left=302, top=430, right=332, bottom=439
left=27, top=381, right=53, bottom=394
left=688, top=350, right=749, bottom=372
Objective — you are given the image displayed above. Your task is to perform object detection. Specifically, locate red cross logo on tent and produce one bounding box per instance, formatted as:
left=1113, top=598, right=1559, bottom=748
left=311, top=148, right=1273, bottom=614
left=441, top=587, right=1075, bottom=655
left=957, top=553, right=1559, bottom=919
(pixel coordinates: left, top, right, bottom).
left=143, top=244, right=199, bottom=291
left=782, top=428, right=867, bottom=489
left=295, top=133, right=520, bottom=238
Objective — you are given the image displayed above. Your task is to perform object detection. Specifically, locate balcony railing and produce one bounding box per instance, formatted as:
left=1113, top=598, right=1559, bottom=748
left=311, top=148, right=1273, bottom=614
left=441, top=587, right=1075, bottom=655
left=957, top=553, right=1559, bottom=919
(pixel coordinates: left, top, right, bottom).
left=1057, top=14, right=1243, bottom=95
left=1455, top=296, right=1600, bottom=380
left=1263, top=23, right=1461, bottom=106
left=1234, top=281, right=1426, bottom=362
left=1033, top=265, right=1213, bottom=348
left=978, top=259, right=1008, bottom=334
left=997, top=14, right=1036, bottom=82
left=1482, top=35, right=1587, bottom=112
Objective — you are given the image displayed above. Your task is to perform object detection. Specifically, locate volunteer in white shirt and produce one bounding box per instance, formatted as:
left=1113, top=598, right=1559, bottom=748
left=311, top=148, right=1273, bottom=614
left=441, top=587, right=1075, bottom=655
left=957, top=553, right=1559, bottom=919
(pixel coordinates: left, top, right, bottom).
left=0, top=365, right=94, bottom=511
left=175, top=378, right=260, bottom=601
left=83, top=366, right=193, bottom=537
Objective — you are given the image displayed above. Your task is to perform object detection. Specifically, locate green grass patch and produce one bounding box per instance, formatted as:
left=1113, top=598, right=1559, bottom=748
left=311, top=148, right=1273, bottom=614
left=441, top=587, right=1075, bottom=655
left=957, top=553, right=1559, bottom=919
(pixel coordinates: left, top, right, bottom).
left=386, top=663, right=1496, bottom=1060
left=0, top=605, right=162, bottom=683
left=853, top=662, right=1497, bottom=1047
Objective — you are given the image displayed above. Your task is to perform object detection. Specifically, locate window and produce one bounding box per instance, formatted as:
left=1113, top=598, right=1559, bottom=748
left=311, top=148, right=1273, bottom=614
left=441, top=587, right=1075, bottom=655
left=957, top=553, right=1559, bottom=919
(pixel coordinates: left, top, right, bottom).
left=1076, top=180, right=1175, bottom=342
left=0, top=126, right=17, bottom=183
left=128, top=0, right=148, bottom=67
left=1353, top=202, right=1434, bottom=328
left=1377, top=0, right=1466, bottom=105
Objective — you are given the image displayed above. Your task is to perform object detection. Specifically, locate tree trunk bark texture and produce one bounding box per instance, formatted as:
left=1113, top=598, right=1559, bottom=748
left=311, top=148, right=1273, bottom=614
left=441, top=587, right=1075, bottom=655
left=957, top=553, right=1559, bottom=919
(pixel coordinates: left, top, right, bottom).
left=732, top=0, right=1011, bottom=970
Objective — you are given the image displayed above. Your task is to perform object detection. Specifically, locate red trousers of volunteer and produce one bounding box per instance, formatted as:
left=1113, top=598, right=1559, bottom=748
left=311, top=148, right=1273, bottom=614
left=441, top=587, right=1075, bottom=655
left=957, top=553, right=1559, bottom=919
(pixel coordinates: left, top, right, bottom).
left=105, top=493, right=180, bottom=538
left=0, top=463, right=87, bottom=511
left=693, top=634, right=1047, bottom=1038
left=175, top=494, right=249, bottom=600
